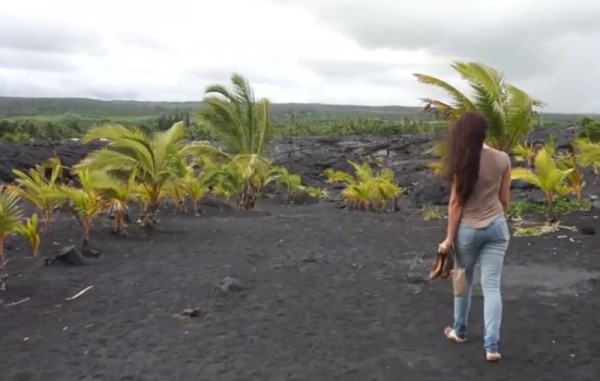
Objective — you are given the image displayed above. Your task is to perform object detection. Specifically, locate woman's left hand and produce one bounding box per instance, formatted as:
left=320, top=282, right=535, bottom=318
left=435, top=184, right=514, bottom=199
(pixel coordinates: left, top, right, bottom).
left=437, top=238, right=453, bottom=255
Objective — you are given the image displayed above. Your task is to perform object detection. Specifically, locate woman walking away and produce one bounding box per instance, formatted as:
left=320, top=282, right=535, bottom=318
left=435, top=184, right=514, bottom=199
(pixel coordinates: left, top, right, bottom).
left=436, top=111, right=512, bottom=362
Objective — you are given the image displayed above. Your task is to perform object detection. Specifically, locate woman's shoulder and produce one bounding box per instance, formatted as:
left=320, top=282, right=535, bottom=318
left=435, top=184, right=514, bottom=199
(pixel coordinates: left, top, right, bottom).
left=484, top=146, right=509, bottom=159
left=483, top=146, right=510, bottom=167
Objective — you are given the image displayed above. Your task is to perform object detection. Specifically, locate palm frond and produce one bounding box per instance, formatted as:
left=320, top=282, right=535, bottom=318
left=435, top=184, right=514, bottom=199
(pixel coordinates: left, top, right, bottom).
left=151, top=121, right=185, bottom=174
left=13, top=213, right=40, bottom=259
left=76, top=149, right=139, bottom=174
left=414, top=60, right=543, bottom=153
left=182, top=141, right=232, bottom=165
left=573, top=138, right=600, bottom=170
left=452, top=62, right=505, bottom=142
left=413, top=73, right=475, bottom=112
left=200, top=73, right=272, bottom=157
left=502, top=84, right=540, bottom=152
left=0, top=187, right=24, bottom=234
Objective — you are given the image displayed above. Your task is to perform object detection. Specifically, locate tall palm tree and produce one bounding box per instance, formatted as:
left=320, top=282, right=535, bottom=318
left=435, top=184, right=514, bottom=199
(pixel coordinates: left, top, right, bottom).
left=414, top=61, right=544, bottom=153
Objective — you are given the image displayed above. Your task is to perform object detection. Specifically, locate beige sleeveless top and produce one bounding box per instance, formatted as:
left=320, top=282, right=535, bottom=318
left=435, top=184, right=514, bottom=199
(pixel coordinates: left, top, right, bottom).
left=461, top=146, right=510, bottom=229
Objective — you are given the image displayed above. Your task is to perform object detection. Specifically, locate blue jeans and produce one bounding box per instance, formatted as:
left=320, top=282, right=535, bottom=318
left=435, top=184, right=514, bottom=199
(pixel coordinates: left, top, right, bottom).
left=452, top=215, right=510, bottom=352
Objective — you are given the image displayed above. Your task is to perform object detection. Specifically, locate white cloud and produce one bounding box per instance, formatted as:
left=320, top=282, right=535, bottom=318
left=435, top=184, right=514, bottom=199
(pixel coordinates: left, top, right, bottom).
left=0, top=0, right=598, bottom=113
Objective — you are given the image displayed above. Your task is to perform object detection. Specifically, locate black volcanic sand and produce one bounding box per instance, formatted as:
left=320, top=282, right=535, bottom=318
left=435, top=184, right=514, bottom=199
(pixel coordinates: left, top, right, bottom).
left=1, top=200, right=599, bottom=381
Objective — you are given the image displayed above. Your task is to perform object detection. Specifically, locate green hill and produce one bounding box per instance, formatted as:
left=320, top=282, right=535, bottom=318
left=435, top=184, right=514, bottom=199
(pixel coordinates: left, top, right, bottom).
left=1, top=95, right=596, bottom=125
left=0, top=96, right=427, bottom=124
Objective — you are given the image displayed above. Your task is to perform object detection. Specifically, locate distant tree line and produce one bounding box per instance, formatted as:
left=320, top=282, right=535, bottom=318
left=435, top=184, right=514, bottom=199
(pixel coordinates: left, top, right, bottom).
left=0, top=109, right=597, bottom=143
left=0, top=120, right=84, bottom=142
left=156, top=108, right=190, bottom=131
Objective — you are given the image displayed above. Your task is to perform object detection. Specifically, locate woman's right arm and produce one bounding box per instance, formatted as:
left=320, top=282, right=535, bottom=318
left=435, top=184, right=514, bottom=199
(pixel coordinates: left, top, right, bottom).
left=499, top=156, right=511, bottom=214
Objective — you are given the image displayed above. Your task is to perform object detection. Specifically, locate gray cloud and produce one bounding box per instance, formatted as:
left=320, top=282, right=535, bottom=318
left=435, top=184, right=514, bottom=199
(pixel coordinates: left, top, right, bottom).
left=0, top=17, right=102, bottom=55
left=116, top=31, right=179, bottom=53
left=0, top=48, right=78, bottom=72
left=272, top=0, right=600, bottom=112
left=299, top=58, right=400, bottom=79
left=0, top=0, right=598, bottom=114
left=300, top=0, right=600, bottom=78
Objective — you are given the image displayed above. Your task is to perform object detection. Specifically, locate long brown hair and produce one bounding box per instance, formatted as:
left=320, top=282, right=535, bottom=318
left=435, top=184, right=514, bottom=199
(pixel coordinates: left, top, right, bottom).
left=443, top=111, right=488, bottom=205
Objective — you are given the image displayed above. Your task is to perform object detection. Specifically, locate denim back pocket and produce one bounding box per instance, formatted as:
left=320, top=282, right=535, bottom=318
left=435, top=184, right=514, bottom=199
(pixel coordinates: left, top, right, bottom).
left=491, top=217, right=510, bottom=243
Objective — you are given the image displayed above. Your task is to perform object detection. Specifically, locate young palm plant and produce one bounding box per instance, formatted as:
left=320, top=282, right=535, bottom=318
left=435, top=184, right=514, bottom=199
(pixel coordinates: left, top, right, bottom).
left=324, top=161, right=401, bottom=212
left=54, top=169, right=104, bottom=247
left=193, top=73, right=275, bottom=209
left=511, top=147, right=573, bottom=220
left=9, top=157, right=65, bottom=232
left=512, top=142, right=537, bottom=168
left=573, top=138, right=600, bottom=172
left=414, top=61, right=543, bottom=153
left=178, top=165, right=209, bottom=216
left=201, top=154, right=272, bottom=209
left=162, top=178, right=189, bottom=214
left=13, top=213, right=41, bottom=259
left=266, top=166, right=303, bottom=203
left=370, top=167, right=403, bottom=212
left=301, top=186, right=330, bottom=200
left=75, top=122, right=186, bottom=225
left=0, top=186, right=25, bottom=290
left=555, top=151, right=585, bottom=203
left=89, top=170, right=137, bottom=235
left=198, top=73, right=272, bottom=157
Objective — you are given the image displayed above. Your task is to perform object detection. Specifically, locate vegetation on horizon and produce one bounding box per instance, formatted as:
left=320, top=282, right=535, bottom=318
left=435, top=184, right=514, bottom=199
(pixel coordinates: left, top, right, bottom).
left=0, top=87, right=596, bottom=143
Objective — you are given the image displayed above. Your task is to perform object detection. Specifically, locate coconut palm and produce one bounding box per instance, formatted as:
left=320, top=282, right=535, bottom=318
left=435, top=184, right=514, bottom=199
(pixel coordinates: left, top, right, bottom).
left=192, top=73, right=275, bottom=209
left=13, top=213, right=41, bottom=259
left=555, top=151, right=585, bottom=203
left=200, top=154, right=272, bottom=209
left=177, top=164, right=209, bottom=216
left=0, top=187, right=25, bottom=290
left=89, top=170, right=138, bottom=235
left=414, top=61, right=543, bottom=153
left=53, top=169, right=104, bottom=247
left=266, top=166, right=303, bottom=203
left=324, top=161, right=401, bottom=212
left=512, top=142, right=537, bottom=168
left=198, top=73, right=272, bottom=156
left=511, top=147, right=572, bottom=219
left=573, top=138, right=600, bottom=171
left=9, top=157, right=65, bottom=231
left=75, top=121, right=186, bottom=224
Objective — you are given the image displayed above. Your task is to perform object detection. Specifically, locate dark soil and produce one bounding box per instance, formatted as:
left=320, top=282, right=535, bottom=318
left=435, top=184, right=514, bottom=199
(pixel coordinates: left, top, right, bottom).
left=1, top=199, right=599, bottom=381
left=1, top=130, right=599, bottom=380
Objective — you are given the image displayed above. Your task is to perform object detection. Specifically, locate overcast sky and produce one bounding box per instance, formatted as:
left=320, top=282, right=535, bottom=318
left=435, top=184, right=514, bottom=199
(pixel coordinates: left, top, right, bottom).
left=1, top=0, right=599, bottom=113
